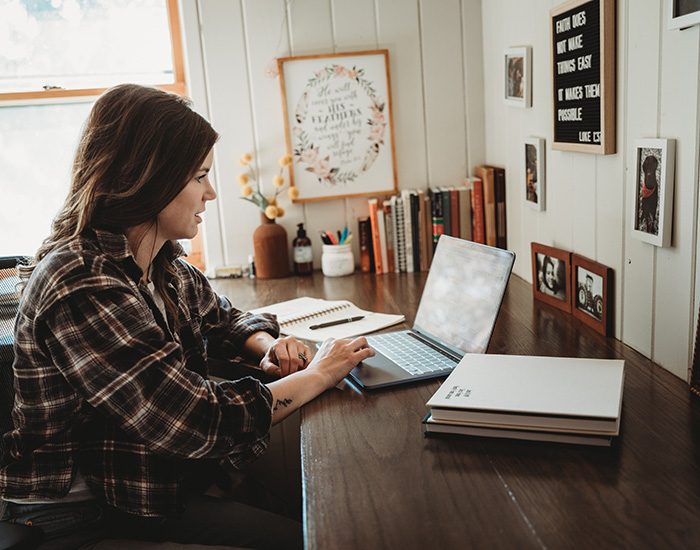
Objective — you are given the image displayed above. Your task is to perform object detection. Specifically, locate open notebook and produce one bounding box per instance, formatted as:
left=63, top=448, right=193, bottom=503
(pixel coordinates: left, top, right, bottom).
left=250, top=296, right=404, bottom=342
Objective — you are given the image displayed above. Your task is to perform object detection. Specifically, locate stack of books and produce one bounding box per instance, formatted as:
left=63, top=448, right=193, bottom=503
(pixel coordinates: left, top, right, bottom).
left=424, top=354, right=625, bottom=446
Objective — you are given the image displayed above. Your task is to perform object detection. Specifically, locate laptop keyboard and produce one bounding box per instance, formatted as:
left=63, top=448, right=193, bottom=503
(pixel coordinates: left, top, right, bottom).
left=365, top=331, right=460, bottom=377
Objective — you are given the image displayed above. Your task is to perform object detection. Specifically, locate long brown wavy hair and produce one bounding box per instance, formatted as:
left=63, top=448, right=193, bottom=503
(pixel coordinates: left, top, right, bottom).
left=24, top=84, right=219, bottom=323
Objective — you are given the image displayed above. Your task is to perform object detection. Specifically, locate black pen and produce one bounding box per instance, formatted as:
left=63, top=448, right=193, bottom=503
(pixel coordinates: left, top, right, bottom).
left=309, top=316, right=365, bottom=330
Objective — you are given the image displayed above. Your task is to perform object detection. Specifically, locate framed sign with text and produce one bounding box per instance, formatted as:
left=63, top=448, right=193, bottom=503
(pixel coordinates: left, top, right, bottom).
left=550, top=0, right=616, bottom=154
left=278, top=50, right=398, bottom=203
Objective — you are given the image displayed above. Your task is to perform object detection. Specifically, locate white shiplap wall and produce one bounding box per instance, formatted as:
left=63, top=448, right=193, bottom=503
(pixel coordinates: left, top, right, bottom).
left=180, top=0, right=700, bottom=382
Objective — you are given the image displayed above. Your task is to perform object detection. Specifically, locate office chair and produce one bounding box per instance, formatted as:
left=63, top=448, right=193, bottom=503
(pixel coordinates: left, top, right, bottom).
left=0, top=256, right=43, bottom=550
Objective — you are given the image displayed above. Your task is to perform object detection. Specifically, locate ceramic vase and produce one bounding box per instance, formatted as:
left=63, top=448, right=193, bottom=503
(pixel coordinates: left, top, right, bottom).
left=253, top=213, right=289, bottom=279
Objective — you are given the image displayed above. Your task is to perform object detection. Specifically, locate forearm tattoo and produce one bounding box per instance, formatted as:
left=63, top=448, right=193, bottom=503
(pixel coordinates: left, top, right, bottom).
left=274, top=398, right=293, bottom=410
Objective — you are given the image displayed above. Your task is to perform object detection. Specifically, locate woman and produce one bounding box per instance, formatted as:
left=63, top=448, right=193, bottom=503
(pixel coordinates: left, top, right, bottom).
left=0, top=84, right=374, bottom=549
left=538, top=256, right=566, bottom=301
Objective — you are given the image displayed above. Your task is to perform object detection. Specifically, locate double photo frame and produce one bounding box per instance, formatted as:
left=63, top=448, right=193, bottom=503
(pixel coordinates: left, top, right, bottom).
left=531, top=243, right=614, bottom=336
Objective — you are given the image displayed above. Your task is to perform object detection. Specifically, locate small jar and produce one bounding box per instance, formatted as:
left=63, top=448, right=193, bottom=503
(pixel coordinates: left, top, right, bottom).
left=321, top=244, right=355, bottom=277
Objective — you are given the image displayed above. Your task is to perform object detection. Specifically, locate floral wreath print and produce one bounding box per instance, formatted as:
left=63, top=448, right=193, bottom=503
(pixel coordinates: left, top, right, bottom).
left=292, top=63, right=387, bottom=186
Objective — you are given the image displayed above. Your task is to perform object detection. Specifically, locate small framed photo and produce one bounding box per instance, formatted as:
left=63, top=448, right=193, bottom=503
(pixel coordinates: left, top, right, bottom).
left=524, top=137, right=545, bottom=211
left=531, top=243, right=571, bottom=313
left=631, top=138, right=676, bottom=247
left=504, top=46, right=532, bottom=107
left=572, top=254, right=614, bottom=337
left=668, top=0, right=700, bottom=30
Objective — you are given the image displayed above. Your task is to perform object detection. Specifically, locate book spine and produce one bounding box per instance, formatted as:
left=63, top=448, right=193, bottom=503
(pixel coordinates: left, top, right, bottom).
left=409, top=191, right=421, bottom=272
left=422, top=191, right=434, bottom=268
left=358, top=217, right=372, bottom=273
left=401, top=190, right=414, bottom=273
left=391, top=195, right=406, bottom=272
left=368, top=198, right=383, bottom=274
left=476, top=166, right=497, bottom=247
left=450, top=188, right=460, bottom=238
left=377, top=207, right=389, bottom=273
left=471, top=178, right=485, bottom=244
left=493, top=167, right=507, bottom=249
left=458, top=186, right=472, bottom=241
left=441, top=189, right=452, bottom=237
left=383, top=199, right=395, bottom=273
left=431, top=189, right=444, bottom=249
left=416, top=189, right=429, bottom=272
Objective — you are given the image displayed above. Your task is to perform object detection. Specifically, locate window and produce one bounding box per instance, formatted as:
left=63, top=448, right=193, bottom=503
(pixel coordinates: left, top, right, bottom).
left=0, top=0, right=191, bottom=262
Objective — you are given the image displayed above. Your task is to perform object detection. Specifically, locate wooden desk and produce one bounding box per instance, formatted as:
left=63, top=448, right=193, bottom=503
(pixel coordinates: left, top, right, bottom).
left=212, top=271, right=700, bottom=550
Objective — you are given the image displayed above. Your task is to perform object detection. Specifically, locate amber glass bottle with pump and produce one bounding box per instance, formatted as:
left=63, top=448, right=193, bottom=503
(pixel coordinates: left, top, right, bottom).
left=293, top=223, right=313, bottom=275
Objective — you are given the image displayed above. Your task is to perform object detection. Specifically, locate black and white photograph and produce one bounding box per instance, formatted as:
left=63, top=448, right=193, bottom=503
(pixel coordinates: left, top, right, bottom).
left=531, top=243, right=572, bottom=313
left=571, top=254, right=614, bottom=336
left=631, top=138, right=675, bottom=247
left=575, top=266, right=603, bottom=321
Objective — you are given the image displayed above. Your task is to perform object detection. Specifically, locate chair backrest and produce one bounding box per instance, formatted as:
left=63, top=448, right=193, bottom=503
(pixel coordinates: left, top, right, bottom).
left=0, top=257, right=25, bottom=460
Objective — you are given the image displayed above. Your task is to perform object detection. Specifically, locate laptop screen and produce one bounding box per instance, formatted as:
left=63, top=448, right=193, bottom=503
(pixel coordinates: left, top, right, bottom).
left=413, top=236, right=515, bottom=355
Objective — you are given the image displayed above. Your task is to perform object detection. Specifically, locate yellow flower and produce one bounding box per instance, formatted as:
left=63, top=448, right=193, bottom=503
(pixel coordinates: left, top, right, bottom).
left=264, top=205, right=279, bottom=219
left=276, top=207, right=285, bottom=218
left=238, top=153, right=252, bottom=166
left=240, top=184, right=253, bottom=197
left=278, top=154, right=293, bottom=167
left=287, top=186, right=300, bottom=200
left=237, top=173, right=249, bottom=185
left=267, top=197, right=277, bottom=206
left=272, top=174, right=284, bottom=188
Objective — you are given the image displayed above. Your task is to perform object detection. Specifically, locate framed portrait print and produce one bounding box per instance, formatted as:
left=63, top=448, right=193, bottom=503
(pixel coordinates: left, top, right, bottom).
left=277, top=50, right=398, bottom=203
left=504, top=47, right=532, bottom=107
left=631, top=138, right=676, bottom=247
left=668, top=0, right=700, bottom=30
left=572, top=254, right=613, bottom=336
left=524, top=137, right=545, bottom=210
left=531, top=243, right=572, bottom=313
left=550, top=0, right=616, bottom=154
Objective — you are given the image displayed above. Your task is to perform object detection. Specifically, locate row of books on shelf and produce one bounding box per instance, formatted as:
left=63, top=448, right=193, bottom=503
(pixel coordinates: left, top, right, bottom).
left=358, top=165, right=507, bottom=274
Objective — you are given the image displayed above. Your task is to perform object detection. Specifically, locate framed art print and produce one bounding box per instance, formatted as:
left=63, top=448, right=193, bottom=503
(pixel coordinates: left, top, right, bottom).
left=277, top=50, right=398, bottom=203
left=668, top=0, right=700, bottom=29
left=531, top=243, right=572, bottom=313
left=572, top=254, right=613, bottom=336
left=504, top=46, right=532, bottom=107
left=524, top=137, right=545, bottom=210
left=631, top=138, right=676, bottom=247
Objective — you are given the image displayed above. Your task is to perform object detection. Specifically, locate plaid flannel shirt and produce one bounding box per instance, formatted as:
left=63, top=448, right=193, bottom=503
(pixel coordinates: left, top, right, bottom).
left=0, top=229, right=278, bottom=517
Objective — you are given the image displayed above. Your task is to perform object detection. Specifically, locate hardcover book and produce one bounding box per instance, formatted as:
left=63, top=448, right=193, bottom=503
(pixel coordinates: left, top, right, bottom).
left=474, top=165, right=497, bottom=247
left=426, top=353, right=625, bottom=435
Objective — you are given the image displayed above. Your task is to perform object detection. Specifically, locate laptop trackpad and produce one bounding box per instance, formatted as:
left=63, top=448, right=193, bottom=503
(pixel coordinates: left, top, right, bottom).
left=348, top=351, right=409, bottom=389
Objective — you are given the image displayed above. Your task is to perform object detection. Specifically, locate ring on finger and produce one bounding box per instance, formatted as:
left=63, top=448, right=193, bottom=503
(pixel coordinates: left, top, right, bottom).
left=298, top=352, right=307, bottom=366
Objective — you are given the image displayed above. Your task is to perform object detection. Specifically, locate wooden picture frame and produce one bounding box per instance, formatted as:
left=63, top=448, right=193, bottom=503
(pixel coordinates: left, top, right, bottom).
left=668, top=0, right=700, bottom=30
left=524, top=137, right=545, bottom=210
left=531, top=243, right=572, bottom=313
left=504, top=47, right=532, bottom=107
left=550, top=0, right=616, bottom=154
left=631, top=138, right=676, bottom=248
left=277, top=50, right=398, bottom=203
left=572, top=254, right=613, bottom=336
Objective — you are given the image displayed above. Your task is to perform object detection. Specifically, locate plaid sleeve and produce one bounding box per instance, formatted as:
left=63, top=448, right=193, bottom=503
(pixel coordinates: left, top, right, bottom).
left=39, top=284, right=273, bottom=461
left=177, top=261, right=280, bottom=361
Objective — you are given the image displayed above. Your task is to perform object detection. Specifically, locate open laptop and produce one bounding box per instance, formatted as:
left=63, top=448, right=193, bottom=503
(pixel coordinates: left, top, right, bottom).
left=350, top=235, right=515, bottom=389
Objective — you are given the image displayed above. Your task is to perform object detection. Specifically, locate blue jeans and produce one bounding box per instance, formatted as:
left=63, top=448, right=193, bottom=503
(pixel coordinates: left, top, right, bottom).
left=1, top=494, right=302, bottom=549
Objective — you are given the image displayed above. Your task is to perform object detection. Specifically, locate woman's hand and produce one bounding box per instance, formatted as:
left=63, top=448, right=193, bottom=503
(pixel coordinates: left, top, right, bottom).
left=306, top=337, right=375, bottom=390
left=260, top=336, right=313, bottom=378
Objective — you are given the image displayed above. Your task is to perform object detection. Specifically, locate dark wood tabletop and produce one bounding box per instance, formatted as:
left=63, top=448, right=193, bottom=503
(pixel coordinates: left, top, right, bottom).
left=213, top=270, right=700, bottom=550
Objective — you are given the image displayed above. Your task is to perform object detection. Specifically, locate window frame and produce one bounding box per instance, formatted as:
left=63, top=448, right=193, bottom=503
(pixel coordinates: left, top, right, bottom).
left=0, top=0, right=186, bottom=103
